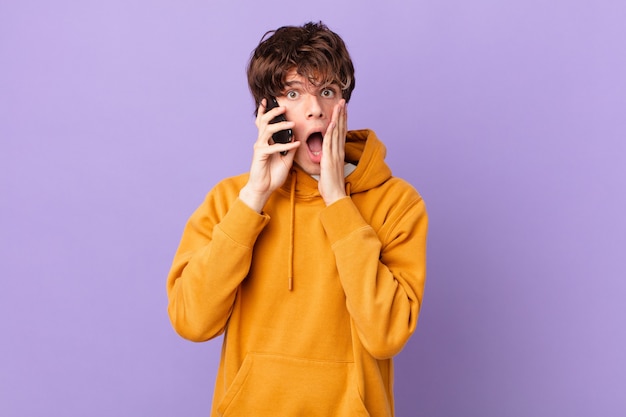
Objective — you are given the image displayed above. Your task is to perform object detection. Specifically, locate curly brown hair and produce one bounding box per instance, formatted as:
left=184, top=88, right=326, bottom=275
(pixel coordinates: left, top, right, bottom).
left=247, top=21, right=356, bottom=111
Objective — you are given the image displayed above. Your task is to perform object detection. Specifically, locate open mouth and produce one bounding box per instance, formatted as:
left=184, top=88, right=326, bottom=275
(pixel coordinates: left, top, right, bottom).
left=307, top=132, right=324, bottom=157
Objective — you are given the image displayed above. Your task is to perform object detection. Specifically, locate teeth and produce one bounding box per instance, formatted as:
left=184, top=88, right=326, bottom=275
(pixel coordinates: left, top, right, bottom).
left=312, top=152, right=321, bottom=156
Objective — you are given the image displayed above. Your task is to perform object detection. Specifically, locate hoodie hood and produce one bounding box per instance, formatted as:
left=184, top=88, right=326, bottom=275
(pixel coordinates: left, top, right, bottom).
left=343, top=129, right=392, bottom=194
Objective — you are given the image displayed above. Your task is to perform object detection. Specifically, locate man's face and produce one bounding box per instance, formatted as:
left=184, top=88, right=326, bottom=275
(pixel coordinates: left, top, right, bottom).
left=276, top=69, right=343, bottom=176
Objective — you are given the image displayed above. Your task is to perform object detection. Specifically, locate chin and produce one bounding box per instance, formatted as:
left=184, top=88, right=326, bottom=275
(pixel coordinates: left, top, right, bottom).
left=294, top=160, right=321, bottom=176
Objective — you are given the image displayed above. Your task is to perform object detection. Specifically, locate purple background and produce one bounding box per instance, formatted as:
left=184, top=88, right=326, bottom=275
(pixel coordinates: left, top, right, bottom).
left=2, top=0, right=625, bottom=416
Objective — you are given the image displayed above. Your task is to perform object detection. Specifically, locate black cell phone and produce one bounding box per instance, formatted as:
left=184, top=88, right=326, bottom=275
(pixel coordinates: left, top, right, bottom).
left=265, top=97, right=293, bottom=147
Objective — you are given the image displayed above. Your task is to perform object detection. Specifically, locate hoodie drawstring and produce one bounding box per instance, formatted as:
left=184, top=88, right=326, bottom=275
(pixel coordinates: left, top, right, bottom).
left=287, top=171, right=353, bottom=291
left=288, top=171, right=297, bottom=291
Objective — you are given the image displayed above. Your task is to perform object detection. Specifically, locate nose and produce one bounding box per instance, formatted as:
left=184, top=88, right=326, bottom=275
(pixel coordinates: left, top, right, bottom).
left=305, top=94, right=324, bottom=119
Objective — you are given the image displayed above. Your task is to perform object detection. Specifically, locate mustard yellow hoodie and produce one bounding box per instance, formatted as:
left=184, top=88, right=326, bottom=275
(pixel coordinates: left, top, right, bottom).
left=167, top=129, right=428, bottom=416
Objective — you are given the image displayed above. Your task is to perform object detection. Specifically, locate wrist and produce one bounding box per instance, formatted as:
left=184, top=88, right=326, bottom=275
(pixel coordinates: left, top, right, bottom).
left=239, top=185, right=269, bottom=213
left=322, top=190, right=347, bottom=206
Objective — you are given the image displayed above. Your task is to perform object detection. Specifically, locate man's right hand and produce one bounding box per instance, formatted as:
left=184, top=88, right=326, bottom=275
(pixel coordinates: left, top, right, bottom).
left=239, top=99, right=300, bottom=213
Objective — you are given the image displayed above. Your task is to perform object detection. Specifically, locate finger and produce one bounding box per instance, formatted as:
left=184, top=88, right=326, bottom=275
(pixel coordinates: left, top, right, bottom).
left=258, top=139, right=300, bottom=155
left=256, top=99, right=286, bottom=126
left=336, top=101, right=346, bottom=151
left=323, top=120, right=336, bottom=157
left=338, top=101, right=347, bottom=153
left=324, top=102, right=340, bottom=147
left=261, top=104, right=287, bottom=123
left=330, top=100, right=346, bottom=156
left=273, top=140, right=301, bottom=154
left=256, top=109, right=294, bottom=147
left=266, top=122, right=295, bottom=145
left=256, top=99, right=268, bottom=125
left=339, top=100, right=347, bottom=136
left=257, top=109, right=290, bottom=138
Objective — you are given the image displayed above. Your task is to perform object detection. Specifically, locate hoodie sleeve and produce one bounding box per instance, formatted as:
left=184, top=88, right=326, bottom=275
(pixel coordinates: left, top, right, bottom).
left=166, top=194, right=270, bottom=342
left=319, top=189, right=428, bottom=359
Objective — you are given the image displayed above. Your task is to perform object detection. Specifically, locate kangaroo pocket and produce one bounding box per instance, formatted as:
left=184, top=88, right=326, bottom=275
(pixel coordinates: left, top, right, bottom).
left=217, top=353, right=371, bottom=417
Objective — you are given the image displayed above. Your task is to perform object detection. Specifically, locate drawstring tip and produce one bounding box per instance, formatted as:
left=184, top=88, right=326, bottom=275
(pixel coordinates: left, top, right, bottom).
left=288, top=277, right=293, bottom=291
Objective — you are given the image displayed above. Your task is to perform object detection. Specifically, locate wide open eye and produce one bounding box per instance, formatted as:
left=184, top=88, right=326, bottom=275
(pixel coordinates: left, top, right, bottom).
left=286, top=90, right=299, bottom=99
left=321, top=88, right=336, bottom=98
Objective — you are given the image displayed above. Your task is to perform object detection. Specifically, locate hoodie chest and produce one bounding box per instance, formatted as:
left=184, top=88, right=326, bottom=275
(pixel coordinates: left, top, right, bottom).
left=250, top=196, right=338, bottom=291
left=238, top=197, right=352, bottom=353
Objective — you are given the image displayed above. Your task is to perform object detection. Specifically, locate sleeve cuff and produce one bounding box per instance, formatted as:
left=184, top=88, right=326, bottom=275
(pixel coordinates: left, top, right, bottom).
left=217, top=197, right=270, bottom=248
left=319, top=197, right=369, bottom=245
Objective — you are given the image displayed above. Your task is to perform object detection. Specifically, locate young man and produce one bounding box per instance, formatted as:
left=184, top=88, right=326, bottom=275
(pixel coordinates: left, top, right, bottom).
left=167, top=22, right=428, bottom=416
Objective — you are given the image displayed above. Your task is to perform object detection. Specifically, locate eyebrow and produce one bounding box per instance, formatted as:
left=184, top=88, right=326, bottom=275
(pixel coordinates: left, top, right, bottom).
left=283, top=80, right=339, bottom=89
left=284, top=80, right=305, bottom=87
